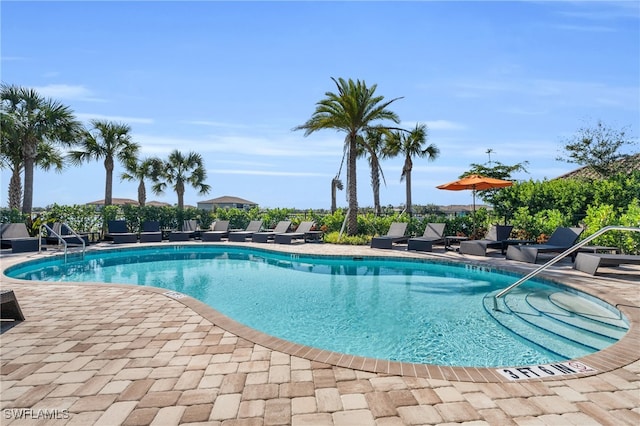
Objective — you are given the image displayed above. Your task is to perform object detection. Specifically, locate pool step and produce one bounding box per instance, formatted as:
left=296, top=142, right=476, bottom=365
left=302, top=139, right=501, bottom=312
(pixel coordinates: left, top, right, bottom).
left=484, top=288, right=628, bottom=360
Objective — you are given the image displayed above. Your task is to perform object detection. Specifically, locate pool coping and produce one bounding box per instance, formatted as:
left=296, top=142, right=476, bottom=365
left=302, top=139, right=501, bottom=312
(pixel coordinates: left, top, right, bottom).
left=1, top=241, right=638, bottom=383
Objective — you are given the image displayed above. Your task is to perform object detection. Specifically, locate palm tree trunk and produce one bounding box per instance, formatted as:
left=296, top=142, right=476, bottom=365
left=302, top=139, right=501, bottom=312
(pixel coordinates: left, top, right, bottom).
left=371, top=162, right=381, bottom=216
left=138, top=179, right=146, bottom=207
left=21, top=140, right=37, bottom=214
left=177, top=181, right=185, bottom=210
left=9, top=167, right=22, bottom=210
left=331, top=180, right=337, bottom=214
left=347, top=136, right=358, bottom=235
left=405, top=170, right=412, bottom=216
left=104, top=157, right=114, bottom=206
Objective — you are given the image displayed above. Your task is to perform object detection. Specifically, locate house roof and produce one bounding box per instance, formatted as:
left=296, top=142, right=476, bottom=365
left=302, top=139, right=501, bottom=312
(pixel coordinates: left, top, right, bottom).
left=86, top=198, right=173, bottom=207
left=199, top=196, right=258, bottom=205
left=555, top=153, right=640, bottom=180
left=86, top=198, right=138, bottom=206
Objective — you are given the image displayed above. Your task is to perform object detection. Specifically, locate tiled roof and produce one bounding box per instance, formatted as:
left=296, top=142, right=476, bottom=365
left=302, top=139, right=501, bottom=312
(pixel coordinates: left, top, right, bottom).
left=555, top=153, right=640, bottom=180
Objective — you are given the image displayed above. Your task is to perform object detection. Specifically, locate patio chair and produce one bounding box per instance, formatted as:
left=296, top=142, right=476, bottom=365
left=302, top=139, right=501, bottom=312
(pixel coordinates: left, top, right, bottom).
left=274, top=221, right=315, bottom=244
left=407, top=223, right=446, bottom=252
left=252, top=220, right=292, bottom=243
left=370, top=222, right=409, bottom=249
left=45, top=222, right=90, bottom=246
left=0, top=223, right=40, bottom=253
left=459, top=225, right=513, bottom=256
left=107, top=220, right=138, bottom=244
left=1, top=289, right=25, bottom=321
left=506, top=227, right=584, bottom=263
left=140, top=221, right=163, bottom=243
left=228, top=220, right=263, bottom=242
left=169, top=220, right=198, bottom=241
left=201, top=221, right=231, bottom=242
left=574, top=252, right=640, bottom=276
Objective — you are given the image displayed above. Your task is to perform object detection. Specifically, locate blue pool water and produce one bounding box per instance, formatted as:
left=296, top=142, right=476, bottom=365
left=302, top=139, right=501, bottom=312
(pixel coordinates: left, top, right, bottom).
left=5, top=246, right=628, bottom=367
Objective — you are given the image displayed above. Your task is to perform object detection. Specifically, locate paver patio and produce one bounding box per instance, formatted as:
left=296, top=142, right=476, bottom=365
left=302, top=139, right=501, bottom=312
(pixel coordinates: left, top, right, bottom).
left=1, top=242, right=638, bottom=425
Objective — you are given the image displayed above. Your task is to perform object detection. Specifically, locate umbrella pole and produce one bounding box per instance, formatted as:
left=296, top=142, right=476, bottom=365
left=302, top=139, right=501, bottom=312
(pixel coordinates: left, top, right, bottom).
left=472, top=189, right=476, bottom=237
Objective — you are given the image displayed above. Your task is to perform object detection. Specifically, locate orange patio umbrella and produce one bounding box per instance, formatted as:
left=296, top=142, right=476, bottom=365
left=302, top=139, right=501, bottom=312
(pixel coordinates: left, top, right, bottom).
left=436, top=174, right=513, bottom=233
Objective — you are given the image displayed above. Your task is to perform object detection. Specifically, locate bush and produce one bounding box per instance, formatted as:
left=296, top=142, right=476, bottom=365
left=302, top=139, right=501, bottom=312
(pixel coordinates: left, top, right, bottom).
left=323, top=231, right=371, bottom=245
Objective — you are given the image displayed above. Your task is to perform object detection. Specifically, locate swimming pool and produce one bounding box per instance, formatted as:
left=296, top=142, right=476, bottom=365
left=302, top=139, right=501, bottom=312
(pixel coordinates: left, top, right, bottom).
left=5, top=245, right=629, bottom=367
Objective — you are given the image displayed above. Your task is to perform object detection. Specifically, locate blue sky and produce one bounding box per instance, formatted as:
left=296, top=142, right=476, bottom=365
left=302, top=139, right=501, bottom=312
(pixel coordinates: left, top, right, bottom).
left=2, top=1, right=639, bottom=210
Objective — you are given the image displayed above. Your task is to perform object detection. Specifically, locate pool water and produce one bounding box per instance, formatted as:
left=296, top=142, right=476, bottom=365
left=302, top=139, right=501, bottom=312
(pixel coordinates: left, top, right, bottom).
left=5, top=246, right=628, bottom=367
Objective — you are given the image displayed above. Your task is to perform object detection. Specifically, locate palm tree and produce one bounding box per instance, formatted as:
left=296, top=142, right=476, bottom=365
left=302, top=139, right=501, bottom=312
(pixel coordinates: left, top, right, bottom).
left=1, top=84, right=81, bottom=213
left=294, top=78, right=401, bottom=235
left=385, top=123, right=439, bottom=216
left=2, top=110, right=68, bottom=210
left=152, top=150, right=211, bottom=209
left=121, top=157, right=163, bottom=207
left=68, top=120, right=140, bottom=206
left=357, top=128, right=388, bottom=216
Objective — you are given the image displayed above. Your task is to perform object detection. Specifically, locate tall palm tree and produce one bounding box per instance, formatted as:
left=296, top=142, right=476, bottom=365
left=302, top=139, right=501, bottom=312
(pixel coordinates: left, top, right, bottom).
left=121, top=157, right=163, bottom=207
left=294, top=78, right=401, bottom=235
left=68, top=120, right=140, bottom=206
left=1, top=84, right=81, bottom=213
left=385, top=123, right=439, bottom=216
left=2, top=109, right=67, bottom=210
left=357, top=128, right=388, bottom=216
left=152, top=150, right=211, bottom=209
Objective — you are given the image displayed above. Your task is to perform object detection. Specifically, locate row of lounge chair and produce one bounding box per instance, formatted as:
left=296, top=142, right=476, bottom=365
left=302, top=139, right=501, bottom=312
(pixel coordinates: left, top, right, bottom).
left=370, top=222, right=640, bottom=275
left=106, top=220, right=322, bottom=245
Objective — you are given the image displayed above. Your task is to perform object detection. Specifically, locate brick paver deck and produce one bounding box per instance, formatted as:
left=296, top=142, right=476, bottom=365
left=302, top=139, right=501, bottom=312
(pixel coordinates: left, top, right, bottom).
left=1, top=242, right=638, bottom=425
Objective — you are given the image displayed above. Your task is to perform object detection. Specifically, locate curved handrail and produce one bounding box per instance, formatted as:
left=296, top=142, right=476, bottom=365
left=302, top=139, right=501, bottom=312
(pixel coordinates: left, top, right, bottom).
left=493, top=225, right=640, bottom=311
left=39, top=222, right=87, bottom=263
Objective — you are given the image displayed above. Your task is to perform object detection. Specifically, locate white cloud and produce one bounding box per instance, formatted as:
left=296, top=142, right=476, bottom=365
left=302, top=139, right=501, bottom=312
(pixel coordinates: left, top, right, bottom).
left=211, top=169, right=329, bottom=177
left=76, top=113, right=154, bottom=125
left=33, top=84, right=104, bottom=102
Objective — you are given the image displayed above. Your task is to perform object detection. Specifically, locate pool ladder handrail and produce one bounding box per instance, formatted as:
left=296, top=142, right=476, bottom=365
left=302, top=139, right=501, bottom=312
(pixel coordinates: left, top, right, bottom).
left=39, top=222, right=86, bottom=263
left=493, top=225, right=640, bottom=312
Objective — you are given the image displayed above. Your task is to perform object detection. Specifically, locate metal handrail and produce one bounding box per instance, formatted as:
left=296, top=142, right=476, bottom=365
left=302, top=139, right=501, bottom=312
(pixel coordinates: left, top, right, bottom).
left=493, top=225, right=640, bottom=311
left=39, top=222, right=87, bottom=263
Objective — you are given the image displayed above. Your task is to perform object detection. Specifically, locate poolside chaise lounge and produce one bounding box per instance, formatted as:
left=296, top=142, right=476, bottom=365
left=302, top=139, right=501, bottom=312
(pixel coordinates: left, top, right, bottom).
left=201, top=221, right=231, bottom=242
left=274, top=221, right=316, bottom=244
left=228, top=220, right=263, bottom=242
left=169, top=220, right=198, bottom=242
left=407, top=223, right=446, bottom=252
left=45, top=222, right=90, bottom=246
left=1, top=289, right=25, bottom=321
left=140, top=221, right=163, bottom=243
left=573, top=252, right=640, bottom=276
left=0, top=223, right=40, bottom=253
left=107, top=220, right=138, bottom=244
left=506, top=226, right=584, bottom=263
left=370, top=222, right=409, bottom=249
left=252, top=220, right=292, bottom=243
left=459, top=225, right=514, bottom=256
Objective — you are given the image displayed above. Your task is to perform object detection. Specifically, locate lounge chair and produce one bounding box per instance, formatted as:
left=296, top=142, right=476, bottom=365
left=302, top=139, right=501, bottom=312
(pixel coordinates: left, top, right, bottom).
left=459, top=225, right=513, bottom=256
left=0, top=223, right=40, bottom=253
left=201, top=221, right=231, bottom=242
left=407, top=223, right=446, bottom=252
left=1, top=289, right=25, bottom=321
left=45, top=222, right=90, bottom=246
left=228, top=220, right=263, bottom=242
left=274, top=221, right=316, bottom=244
left=140, top=221, right=163, bottom=243
left=252, top=220, right=292, bottom=243
left=169, top=220, right=198, bottom=241
left=574, top=252, right=640, bottom=276
left=370, top=222, right=409, bottom=249
left=107, top=220, right=138, bottom=244
left=506, top=227, right=584, bottom=263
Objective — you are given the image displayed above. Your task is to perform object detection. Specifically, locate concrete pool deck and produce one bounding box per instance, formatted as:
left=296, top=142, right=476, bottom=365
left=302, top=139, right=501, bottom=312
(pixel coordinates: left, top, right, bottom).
left=1, top=241, right=638, bottom=425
